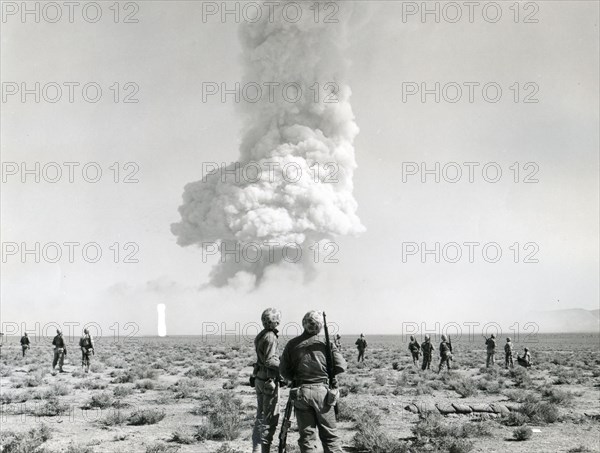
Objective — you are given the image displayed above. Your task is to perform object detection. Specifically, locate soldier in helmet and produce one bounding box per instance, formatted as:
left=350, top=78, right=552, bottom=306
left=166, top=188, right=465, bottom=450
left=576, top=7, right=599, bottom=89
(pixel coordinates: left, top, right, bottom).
left=279, top=310, right=347, bottom=453
left=52, top=329, right=67, bottom=372
left=517, top=347, right=532, bottom=368
left=485, top=333, right=497, bottom=368
left=79, top=328, right=95, bottom=373
left=334, top=334, right=342, bottom=351
left=251, top=308, right=282, bottom=453
left=504, top=337, right=514, bottom=369
left=438, top=335, right=452, bottom=373
left=355, top=334, right=367, bottom=362
left=408, top=335, right=420, bottom=366
left=421, top=334, right=435, bottom=371
left=20, top=332, right=30, bottom=357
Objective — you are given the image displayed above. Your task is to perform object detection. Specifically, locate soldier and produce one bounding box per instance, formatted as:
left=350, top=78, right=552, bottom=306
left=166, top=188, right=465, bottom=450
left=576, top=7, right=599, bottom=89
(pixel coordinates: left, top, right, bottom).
left=355, top=333, right=367, bottom=362
left=79, top=328, right=95, bottom=373
left=408, top=335, right=420, bottom=366
left=517, top=347, right=532, bottom=368
left=251, top=308, right=282, bottom=453
left=280, top=311, right=347, bottom=453
left=438, top=335, right=452, bottom=373
left=334, top=334, right=342, bottom=351
left=504, top=337, right=514, bottom=369
left=421, top=334, right=435, bottom=371
left=485, top=334, right=496, bottom=368
left=20, top=332, right=30, bottom=357
left=52, top=329, right=67, bottom=372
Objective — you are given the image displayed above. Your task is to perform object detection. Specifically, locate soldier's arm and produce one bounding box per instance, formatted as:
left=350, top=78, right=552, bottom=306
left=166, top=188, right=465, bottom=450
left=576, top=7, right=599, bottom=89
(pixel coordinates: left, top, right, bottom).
left=278, top=343, right=293, bottom=382
left=263, top=332, right=280, bottom=371
left=332, top=346, right=347, bottom=375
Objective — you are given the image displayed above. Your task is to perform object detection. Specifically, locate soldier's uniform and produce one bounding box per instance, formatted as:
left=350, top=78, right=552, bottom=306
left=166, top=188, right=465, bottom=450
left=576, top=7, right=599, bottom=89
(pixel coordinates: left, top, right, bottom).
left=20, top=334, right=30, bottom=357
left=408, top=336, right=420, bottom=365
left=52, top=330, right=66, bottom=372
left=517, top=348, right=532, bottom=368
left=355, top=334, right=367, bottom=362
left=421, top=335, right=435, bottom=370
left=280, top=311, right=347, bottom=453
left=485, top=334, right=496, bottom=368
left=504, top=338, right=514, bottom=369
left=333, top=335, right=342, bottom=351
left=79, top=330, right=94, bottom=373
left=252, top=308, right=282, bottom=453
left=438, top=335, right=452, bottom=373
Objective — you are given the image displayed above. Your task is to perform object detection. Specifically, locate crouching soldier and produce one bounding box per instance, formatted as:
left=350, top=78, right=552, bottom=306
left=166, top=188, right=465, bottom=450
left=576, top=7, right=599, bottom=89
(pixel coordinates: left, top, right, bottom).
left=280, top=311, right=347, bottom=453
left=252, top=308, right=282, bottom=453
left=52, top=329, right=67, bottom=372
left=79, top=329, right=95, bottom=373
left=504, top=338, right=514, bottom=369
left=408, top=335, right=420, bottom=366
left=438, top=335, right=452, bottom=373
left=517, top=347, right=532, bottom=368
left=20, top=332, right=30, bottom=357
left=421, top=335, right=434, bottom=370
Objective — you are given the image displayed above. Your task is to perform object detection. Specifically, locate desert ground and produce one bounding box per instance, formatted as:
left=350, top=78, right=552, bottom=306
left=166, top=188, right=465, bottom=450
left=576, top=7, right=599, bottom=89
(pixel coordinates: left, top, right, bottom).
left=1, top=333, right=599, bottom=453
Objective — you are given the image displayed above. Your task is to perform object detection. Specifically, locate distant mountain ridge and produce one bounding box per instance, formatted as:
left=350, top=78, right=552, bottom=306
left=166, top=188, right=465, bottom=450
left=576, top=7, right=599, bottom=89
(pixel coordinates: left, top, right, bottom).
left=528, top=308, right=599, bottom=333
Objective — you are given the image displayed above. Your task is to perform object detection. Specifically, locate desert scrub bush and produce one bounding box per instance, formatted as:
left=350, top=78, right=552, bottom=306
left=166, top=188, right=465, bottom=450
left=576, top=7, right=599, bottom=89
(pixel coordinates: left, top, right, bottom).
left=214, top=444, right=244, bottom=453
left=374, top=371, right=388, bottom=386
left=501, top=411, right=529, bottom=426
left=510, top=367, right=532, bottom=387
left=512, top=426, right=533, bottom=441
left=0, top=391, right=28, bottom=404
left=520, top=401, right=559, bottom=424
left=449, top=376, right=478, bottom=398
left=0, top=424, right=51, bottom=453
left=113, top=385, right=134, bottom=398
left=415, top=382, right=434, bottom=396
left=63, top=444, right=95, bottom=453
left=100, top=409, right=128, bottom=427
left=168, top=430, right=195, bottom=444
left=352, top=408, right=410, bottom=453
left=567, top=446, right=593, bottom=452
left=22, top=370, right=45, bottom=387
left=337, top=399, right=362, bottom=422
left=31, top=397, right=69, bottom=417
left=194, top=392, right=243, bottom=441
left=413, top=414, right=492, bottom=441
left=541, top=386, right=575, bottom=405
left=145, top=443, right=180, bottom=453
left=185, top=364, right=223, bottom=379
left=135, top=379, right=156, bottom=391
left=128, top=408, right=166, bottom=425
left=88, top=392, right=114, bottom=409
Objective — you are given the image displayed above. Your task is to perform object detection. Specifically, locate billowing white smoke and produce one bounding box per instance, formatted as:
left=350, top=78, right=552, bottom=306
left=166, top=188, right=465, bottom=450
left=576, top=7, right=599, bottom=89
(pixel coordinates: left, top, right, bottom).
left=172, top=2, right=364, bottom=286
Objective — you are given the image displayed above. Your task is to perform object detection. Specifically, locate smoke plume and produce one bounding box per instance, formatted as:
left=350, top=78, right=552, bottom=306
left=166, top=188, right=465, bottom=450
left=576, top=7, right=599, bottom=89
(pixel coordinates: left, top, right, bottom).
left=171, top=2, right=364, bottom=286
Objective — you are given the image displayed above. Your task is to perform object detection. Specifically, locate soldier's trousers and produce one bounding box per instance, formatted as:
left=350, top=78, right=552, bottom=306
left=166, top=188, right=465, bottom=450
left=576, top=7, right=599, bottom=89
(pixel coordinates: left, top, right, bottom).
left=252, top=378, right=279, bottom=451
left=22, top=346, right=28, bottom=357
left=422, top=355, right=432, bottom=370
left=294, top=384, right=342, bottom=453
left=357, top=349, right=365, bottom=362
left=486, top=352, right=495, bottom=368
left=52, top=348, right=64, bottom=370
left=411, top=352, right=420, bottom=364
left=505, top=353, right=513, bottom=368
left=439, top=355, right=451, bottom=372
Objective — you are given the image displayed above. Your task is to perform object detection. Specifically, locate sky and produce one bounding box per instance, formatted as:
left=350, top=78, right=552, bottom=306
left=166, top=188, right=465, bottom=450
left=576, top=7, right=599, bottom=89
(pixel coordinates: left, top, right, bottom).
left=1, top=1, right=598, bottom=337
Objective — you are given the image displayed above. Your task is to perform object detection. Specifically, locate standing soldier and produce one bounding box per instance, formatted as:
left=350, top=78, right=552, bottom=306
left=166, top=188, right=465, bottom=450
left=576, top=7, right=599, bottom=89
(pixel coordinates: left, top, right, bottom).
left=504, top=338, right=514, bottom=369
left=79, top=329, right=95, bottom=373
left=408, top=335, right=420, bottom=366
left=251, top=308, right=282, bottom=453
left=438, top=335, right=452, bottom=373
left=279, top=311, right=347, bottom=453
left=52, top=329, right=67, bottom=373
left=355, top=333, right=367, bottom=362
left=421, top=334, right=435, bottom=371
left=485, top=334, right=497, bottom=368
left=334, top=334, right=342, bottom=351
left=20, top=332, right=30, bottom=357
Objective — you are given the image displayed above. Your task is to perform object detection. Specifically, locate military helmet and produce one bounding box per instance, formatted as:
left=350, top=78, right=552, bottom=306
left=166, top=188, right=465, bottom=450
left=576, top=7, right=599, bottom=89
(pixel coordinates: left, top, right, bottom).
left=261, top=308, right=281, bottom=330
left=302, top=310, right=323, bottom=335
left=524, top=347, right=529, bottom=352
left=506, top=337, right=511, bottom=342
left=56, top=329, right=62, bottom=334
left=424, top=334, right=430, bottom=340
left=83, top=328, right=89, bottom=334
left=441, top=334, right=447, bottom=342
left=490, top=334, right=496, bottom=339
left=410, top=335, right=415, bottom=341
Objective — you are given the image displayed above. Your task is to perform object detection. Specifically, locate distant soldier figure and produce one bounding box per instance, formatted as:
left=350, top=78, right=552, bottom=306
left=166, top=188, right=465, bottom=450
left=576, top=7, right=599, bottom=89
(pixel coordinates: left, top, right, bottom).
left=334, top=334, right=342, bottom=351
left=504, top=338, right=514, bottom=369
left=485, top=334, right=496, bottom=368
left=280, top=311, right=347, bottom=453
left=408, top=335, right=420, bottom=366
left=251, top=308, right=282, bottom=453
left=517, top=347, right=532, bottom=368
left=438, top=335, right=452, bottom=373
left=20, top=332, right=30, bottom=357
left=355, top=333, right=367, bottom=362
left=79, top=328, right=95, bottom=373
left=421, top=334, right=435, bottom=370
left=52, top=329, right=67, bottom=372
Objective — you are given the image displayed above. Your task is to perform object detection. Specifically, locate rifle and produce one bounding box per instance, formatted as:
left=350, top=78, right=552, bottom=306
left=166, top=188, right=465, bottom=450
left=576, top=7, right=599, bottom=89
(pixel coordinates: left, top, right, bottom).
left=323, top=312, right=339, bottom=419
left=278, top=393, right=294, bottom=453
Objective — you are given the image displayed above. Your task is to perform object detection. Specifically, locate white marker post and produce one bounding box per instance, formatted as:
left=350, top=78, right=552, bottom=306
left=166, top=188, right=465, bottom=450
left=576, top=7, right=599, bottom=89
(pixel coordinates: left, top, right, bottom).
left=157, top=304, right=167, bottom=337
